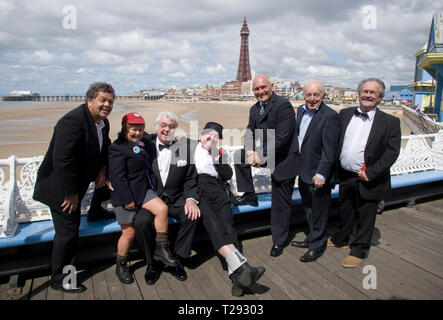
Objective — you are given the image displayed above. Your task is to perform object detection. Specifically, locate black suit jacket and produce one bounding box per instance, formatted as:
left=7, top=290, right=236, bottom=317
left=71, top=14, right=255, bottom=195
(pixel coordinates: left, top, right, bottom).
left=246, top=92, right=299, bottom=181
left=144, top=135, right=200, bottom=207
left=33, top=103, right=110, bottom=209
left=296, top=102, right=340, bottom=185
left=108, top=135, right=156, bottom=207
left=338, top=107, right=401, bottom=200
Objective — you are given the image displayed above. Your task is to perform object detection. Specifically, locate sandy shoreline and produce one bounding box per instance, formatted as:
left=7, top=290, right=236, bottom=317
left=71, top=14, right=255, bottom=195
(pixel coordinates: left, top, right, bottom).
left=0, top=100, right=254, bottom=159
left=0, top=99, right=407, bottom=159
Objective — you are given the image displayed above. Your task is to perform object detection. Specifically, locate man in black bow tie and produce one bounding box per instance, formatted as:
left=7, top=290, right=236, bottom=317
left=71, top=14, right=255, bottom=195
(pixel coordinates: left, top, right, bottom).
left=328, top=78, right=401, bottom=268
left=132, top=111, right=201, bottom=285
left=234, top=74, right=299, bottom=257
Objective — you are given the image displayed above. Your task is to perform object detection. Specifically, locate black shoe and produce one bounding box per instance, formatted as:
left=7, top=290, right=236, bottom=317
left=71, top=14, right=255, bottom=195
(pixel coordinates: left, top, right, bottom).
left=169, top=260, right=187, bottom=281
left=299, top=245, right=326, bottom=263
left=144, top=264, right=161, bottom=285
left=116, top=259, right=134, bottom=284
left=87, top=206, right=115, bottom=222
left=51, top=281, right=87, bottom=293
left=291, top=240, right=308, bottom=248
left=229, top=263, right=265, bottom=297
left=270, top=244, right=284, bottom=257
left=154, top=242, right=178, bottom=267
left=235, top=192, right=258, bottom=207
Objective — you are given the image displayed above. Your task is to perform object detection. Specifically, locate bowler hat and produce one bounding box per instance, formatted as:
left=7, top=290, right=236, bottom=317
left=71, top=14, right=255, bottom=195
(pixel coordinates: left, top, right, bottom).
left=203, top=122, right=223, bottom=139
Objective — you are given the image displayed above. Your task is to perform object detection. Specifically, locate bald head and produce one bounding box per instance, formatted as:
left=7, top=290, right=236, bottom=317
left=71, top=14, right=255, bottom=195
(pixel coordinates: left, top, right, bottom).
left=303, top=80, right=326, bottom=111
left=303, top=80, right=324, bottom=94
left=252, top=74, right=274, bottom=104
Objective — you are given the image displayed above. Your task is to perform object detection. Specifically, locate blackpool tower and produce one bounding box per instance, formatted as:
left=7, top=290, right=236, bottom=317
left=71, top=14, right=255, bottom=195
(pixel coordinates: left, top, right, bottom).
left=236, top=17, right=252, bottom=82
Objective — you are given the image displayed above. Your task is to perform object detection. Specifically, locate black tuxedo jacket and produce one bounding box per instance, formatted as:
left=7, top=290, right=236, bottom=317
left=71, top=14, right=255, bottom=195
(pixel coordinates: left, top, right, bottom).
left=33, top=103, right=110, bottom=209
left=108, top=135, right=156, bottom=207
left=296, top=102, right=340, bottom=185
left=338, top=107, right=401, bottom=200
left=246, top=92, right=299, bottom=181
left=144, top=134, right=200, bottom=207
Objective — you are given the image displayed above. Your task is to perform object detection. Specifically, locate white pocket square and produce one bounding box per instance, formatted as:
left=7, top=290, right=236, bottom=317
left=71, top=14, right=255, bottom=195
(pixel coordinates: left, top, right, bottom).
left=177, top=160, right=188, bottom=167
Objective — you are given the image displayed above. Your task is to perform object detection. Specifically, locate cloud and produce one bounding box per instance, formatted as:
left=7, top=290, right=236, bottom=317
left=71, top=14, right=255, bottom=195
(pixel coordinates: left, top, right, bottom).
left=112, top=63, right=149, bottom=74
left=203, top=64, right=227, bottom=74
left=0, top=0, right=441, bottom=94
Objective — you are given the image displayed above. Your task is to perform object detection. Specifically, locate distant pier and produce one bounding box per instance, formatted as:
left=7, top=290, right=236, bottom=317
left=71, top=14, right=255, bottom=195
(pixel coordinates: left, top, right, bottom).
left=2, top=94, right=165, bottom=102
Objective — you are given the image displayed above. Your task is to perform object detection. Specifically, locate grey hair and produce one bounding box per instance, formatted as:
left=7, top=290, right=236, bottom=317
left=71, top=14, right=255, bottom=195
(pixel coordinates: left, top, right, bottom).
left=357, top=78, right=385, bottom=99
left=155, top=111, right=179, bottom=128
left=85, top=82, right=115, bottom=102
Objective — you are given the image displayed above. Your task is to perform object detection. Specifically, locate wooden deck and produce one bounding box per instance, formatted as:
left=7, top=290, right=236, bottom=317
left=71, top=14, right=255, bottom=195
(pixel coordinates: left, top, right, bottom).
left=1, top=196, right=442, bottom=300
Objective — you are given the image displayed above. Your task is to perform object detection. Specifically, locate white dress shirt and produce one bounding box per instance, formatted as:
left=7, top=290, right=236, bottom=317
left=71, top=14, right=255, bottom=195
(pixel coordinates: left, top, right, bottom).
left=156, top=137, right=173, bottom=186
left=194, top=142, right=218, bottom=178
left=96, top=120, right=105, bottom=152
left=340, top=107, right=377, bottom=172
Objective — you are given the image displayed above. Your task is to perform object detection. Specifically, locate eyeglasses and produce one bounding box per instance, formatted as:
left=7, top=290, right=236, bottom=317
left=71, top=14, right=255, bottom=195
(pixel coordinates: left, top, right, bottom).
left=158, top=122, right=176, bottom=130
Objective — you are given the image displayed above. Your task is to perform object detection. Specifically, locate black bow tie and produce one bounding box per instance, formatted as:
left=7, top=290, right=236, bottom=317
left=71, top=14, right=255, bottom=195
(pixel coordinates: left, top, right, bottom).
left=159, top=143, right=171, bottom=151
left=354, top=109, right=369, bottom=119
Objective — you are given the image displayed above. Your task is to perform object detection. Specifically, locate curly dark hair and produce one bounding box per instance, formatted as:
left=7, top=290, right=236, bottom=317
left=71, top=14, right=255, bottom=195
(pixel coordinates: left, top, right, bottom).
left=85, top=82, right=115, bottom=102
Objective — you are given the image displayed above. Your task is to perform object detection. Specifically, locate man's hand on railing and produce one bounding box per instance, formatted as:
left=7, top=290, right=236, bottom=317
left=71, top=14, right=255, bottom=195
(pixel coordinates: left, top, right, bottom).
left=61, top=194, right=79, bottom=214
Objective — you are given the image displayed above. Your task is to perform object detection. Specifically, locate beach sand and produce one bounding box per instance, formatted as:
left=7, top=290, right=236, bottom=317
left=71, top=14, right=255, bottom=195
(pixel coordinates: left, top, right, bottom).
left=0, top=100, right=254, bottom=159
left=0, top=99, right=406, bottom=160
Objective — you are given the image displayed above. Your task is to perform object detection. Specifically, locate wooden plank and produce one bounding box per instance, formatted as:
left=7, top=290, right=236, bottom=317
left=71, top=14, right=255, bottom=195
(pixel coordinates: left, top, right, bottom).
left=184, top=257, right=224, bottom=300
left=242, top=237, right=289, bottom=300
left=370, top=246, right=443, bottom=299
left=376, top=212, right=443, bottom=256
left=278, top=240, right=357, bottom=300
left=207, top=254, right=257, bottom=300
left=322, top=246, right=394, bottom=299
left=246, top=236, right=319, bottom=299
left=103, top=262, right=126, bottom=300
left=308, top=250, right=370, bottom=300
left=47, top=281, right=63, bottom=300
left=374, top=224, right=443, bottom=278
left=0, top=282, right=10, bottom=300
left=152, top=268, right=176, bottom=300
left=121, top=260, right=143, bottom=300
left=13, top=277, right=32, bottom=300
left=386, top=208, right=443, bottom=236
left=78, top=271, right=94, bottom=300
left=132, top=260, right=160, bottom=300
left=162, top=270, right=192, bottom=300
left=179, top=262, right=212, bottom=300
left=91, top=263, right=111, bottom=300
left=29, top=275, right=49, bottom=300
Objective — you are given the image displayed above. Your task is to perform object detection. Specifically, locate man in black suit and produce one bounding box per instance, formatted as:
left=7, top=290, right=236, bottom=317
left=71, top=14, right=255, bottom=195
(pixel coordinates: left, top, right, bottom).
left=133, top=111, right=201, bottom=285
left=234, top=74, right=299, bottom=257
left=290, top=80, right=340, bottom=262
left=33, top=82, right=115, bottom=293
left=328, top=78, right=401, bottom=268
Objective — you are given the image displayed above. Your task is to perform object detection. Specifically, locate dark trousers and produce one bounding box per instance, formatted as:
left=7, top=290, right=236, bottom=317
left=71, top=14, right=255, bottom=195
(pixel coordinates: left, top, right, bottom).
left=234, top=148, right=255, bottom=193
left=50, top=206, right=81, bottom=284
left=197, top=174, right=241, bottom=252
left=298, top=179, right=330, bottom=252
left=271, top=176, right=296, bottom=246
left=133, top=199, right=200, bottom=264
left=331, top=176, right=378, bottom=259
left=234, top=148, right=294, bottom=246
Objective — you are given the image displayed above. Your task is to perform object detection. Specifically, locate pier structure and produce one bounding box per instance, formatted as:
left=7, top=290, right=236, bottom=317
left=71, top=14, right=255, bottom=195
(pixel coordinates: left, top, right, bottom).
left=411, top=12, right=443, bottom=121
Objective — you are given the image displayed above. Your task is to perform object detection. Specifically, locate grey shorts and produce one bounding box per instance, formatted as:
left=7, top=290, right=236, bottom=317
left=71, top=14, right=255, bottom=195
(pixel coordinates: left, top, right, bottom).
left=115, top=189, right=158, bottom=225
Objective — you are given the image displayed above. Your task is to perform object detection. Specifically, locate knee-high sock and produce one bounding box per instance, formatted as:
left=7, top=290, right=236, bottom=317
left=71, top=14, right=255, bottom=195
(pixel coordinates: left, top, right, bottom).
left=225, top=249, right=247, bottom=275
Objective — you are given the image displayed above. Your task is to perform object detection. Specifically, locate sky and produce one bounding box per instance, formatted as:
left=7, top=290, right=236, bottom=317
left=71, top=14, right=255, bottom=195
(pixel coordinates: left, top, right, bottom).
left=0, top=0, right=441, bottom=95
